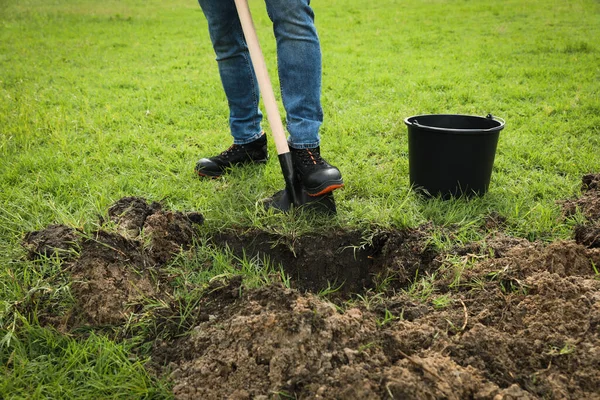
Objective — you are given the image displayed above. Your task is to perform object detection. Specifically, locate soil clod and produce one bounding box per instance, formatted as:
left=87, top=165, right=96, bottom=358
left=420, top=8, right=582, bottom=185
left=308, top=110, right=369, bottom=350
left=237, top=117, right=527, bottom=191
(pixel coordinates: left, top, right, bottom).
left=575, top=224, right=600, bottom=248
left=562, top=173, right=600, bottom=249
left=22, top=224, right=80, bottom=260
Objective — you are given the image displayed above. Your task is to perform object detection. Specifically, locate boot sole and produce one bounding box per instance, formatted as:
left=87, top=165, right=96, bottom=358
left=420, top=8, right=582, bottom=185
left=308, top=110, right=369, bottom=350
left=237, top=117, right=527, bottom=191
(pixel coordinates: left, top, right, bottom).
left=307, top=182, right=344, bottom=197
left=196, top=171, right=222, bottom=178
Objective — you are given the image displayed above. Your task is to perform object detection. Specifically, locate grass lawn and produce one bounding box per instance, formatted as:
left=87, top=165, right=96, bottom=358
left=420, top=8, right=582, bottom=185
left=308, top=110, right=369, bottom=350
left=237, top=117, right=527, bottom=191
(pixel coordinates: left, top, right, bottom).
left=1, top=0, right=599, bottom=398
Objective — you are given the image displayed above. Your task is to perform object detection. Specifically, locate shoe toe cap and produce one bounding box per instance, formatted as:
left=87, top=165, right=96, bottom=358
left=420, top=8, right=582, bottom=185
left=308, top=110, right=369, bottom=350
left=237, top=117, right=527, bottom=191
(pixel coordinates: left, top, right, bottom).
left=305, top=167, right=343, bottom=188
left=195, top=158, right=221, bottom=176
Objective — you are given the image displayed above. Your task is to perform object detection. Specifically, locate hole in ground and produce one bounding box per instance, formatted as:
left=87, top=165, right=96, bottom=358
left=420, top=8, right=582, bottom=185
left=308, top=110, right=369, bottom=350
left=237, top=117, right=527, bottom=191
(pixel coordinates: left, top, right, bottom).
left=211, top=227, right=439, bottom=297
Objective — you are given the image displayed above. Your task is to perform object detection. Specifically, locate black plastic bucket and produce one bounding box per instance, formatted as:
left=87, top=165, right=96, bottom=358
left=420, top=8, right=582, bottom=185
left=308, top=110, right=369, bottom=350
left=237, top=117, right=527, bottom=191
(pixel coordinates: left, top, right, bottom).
left=404, top=114, right=505, bottom=199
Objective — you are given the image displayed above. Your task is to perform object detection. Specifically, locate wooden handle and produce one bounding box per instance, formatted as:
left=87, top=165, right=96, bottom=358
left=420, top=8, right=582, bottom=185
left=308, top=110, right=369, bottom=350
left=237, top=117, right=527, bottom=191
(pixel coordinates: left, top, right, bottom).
left=233, top=0, right=289, bottom=155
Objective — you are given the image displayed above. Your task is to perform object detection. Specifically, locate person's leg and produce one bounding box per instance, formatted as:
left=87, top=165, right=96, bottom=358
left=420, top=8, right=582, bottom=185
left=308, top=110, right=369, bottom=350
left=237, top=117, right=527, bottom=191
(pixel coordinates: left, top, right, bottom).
left=196, top=0, right=268, bottom=177
left=264, top=0, right=322, bottom=149
left=198, top=0, right=263, bottom=144
left=264, top=0, right=343, bottom=195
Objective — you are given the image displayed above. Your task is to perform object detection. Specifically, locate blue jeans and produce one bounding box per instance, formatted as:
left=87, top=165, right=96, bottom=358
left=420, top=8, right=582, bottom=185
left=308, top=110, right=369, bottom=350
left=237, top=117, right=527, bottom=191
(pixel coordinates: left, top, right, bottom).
left=198, top=0, right=323, bottom=149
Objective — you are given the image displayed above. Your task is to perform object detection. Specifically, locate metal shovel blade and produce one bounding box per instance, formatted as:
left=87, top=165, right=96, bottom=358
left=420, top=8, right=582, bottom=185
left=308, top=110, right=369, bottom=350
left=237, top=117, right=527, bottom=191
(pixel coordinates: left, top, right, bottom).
left=263, top=187, right=337, bottom=214
left=262, top=152, right=337, bottom=214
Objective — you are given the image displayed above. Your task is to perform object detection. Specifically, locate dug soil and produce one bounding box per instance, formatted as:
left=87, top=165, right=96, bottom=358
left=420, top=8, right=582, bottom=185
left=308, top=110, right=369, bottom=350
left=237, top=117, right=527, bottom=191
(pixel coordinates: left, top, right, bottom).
left=154, top=238, right=600, bottom=400
left=22, top=175, right=600, bottom=399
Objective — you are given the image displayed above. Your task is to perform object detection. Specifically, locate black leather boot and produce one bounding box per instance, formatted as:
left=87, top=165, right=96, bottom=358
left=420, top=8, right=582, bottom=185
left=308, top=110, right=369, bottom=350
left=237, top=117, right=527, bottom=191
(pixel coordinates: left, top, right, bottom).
left=291, top=147, right=344, bottom=196
left=195, top=134, right=268, bottom=177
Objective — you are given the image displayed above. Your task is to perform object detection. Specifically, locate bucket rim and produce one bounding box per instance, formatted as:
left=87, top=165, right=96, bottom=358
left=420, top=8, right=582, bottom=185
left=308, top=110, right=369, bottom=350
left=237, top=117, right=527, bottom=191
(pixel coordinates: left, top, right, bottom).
left=404, top=114, right=505, bottom=134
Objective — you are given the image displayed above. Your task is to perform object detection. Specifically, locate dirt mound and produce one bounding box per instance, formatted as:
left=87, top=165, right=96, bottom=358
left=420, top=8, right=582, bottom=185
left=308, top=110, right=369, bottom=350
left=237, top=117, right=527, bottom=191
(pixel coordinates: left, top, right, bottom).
left=108, top=196, right=204, bottom=263
left=108, top=196, right=162, bottom=238
left=160, top=281, right=530, bottom=400
left=69, top=230, right=159, bottom=325
left=458, top=240, right=600, bottom=283
left=442, top=270, right=600, bottom=399
left=22, top=224, right=80, bottom=260
left=22, top=197, right=203, bottom=326
left=428, top=237, right=600, bottom=399
left=159, top=234, right=600, bottom=399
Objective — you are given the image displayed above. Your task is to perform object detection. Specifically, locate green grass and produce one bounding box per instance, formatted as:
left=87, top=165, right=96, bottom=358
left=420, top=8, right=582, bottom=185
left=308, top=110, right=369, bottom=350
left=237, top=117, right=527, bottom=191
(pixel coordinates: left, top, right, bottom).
left=1, top=0, right=599, bottom=397
left=1, top=323, right=171, bottom=399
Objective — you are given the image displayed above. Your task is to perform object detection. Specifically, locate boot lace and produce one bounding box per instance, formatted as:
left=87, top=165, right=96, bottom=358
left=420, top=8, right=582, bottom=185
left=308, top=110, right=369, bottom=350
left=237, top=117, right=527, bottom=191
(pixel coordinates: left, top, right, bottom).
left=219, top=144, right=243, bottom=159
left=296, top=148, right=325, bottom=167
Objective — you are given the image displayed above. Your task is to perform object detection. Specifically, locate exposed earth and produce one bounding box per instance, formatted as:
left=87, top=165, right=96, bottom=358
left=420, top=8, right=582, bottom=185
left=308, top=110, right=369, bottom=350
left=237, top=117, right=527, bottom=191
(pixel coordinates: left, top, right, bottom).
left=21, top=175, right=600, bottom=399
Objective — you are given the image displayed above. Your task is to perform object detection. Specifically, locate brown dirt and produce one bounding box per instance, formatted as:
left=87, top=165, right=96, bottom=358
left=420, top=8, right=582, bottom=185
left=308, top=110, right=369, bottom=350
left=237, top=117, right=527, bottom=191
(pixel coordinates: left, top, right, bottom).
left=69, top=230, right=159, bottom=325
left=212, top=226, right=438, bottom=296
left=155, top=280, right=528, bottom=400
left=575, top=224, right=600, bottom=248
left=20, top=177, right=600, bottom=398
left=22, top=197, right=203, bottom=326
left=562, top=173, right=600, bottom=248
left=562, top=173, right=600, bottom=220
left=154, top=235, right=600, bottom=400
left=22, top=224, right=80, bottom=260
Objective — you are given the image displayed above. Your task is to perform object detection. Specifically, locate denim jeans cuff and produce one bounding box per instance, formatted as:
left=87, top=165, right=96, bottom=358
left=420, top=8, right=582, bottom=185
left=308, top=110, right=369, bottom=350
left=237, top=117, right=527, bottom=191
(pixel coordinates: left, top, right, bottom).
left=288, top=140, right=320, bottom=150
left=233, top=131, right=264, bottom=145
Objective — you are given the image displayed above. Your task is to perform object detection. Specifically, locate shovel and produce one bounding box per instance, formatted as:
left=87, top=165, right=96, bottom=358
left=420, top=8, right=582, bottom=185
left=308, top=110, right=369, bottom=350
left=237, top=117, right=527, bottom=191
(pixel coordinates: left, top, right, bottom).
left=233, top=0, right=337, bottom=214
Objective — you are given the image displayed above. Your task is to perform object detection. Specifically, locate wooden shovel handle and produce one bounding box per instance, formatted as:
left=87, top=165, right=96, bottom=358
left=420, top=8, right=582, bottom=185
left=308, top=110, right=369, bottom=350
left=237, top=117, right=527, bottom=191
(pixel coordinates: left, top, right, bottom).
left=233, top=0, right=290, bottom=155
